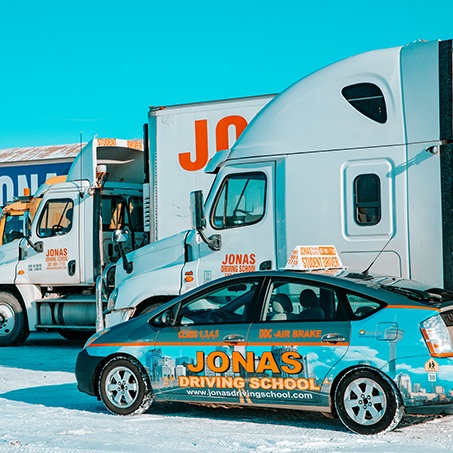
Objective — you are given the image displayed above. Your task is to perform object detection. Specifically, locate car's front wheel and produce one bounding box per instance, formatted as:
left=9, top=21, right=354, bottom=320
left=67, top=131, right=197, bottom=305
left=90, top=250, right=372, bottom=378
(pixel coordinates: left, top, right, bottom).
left=98, top=356, right=153, bottom=415
left=334, top=367, right=404, bottom=434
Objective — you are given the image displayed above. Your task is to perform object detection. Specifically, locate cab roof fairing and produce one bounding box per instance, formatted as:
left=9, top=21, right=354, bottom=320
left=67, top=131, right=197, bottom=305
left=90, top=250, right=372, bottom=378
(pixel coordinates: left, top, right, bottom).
left=229, top=44, right=409, bottom=160
left=67, top=139, right=145, bottom=186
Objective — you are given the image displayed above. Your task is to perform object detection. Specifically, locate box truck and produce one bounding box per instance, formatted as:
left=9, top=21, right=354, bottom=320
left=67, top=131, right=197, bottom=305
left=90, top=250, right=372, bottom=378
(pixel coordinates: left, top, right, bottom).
left=0, top=96, right=272, bottom=345
left=101, top=39, right=453, bottom=329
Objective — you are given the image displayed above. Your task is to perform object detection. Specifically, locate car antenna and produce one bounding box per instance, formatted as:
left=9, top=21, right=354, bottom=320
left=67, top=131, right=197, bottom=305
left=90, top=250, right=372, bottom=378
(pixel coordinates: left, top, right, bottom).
left=362, top=235, right=394, bottom=276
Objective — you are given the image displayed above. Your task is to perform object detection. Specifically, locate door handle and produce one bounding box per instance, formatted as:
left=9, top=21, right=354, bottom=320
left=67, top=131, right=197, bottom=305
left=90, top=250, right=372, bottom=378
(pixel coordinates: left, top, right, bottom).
left=223, top=334, right=245, bottom=344
left=321, top=333, right=346, bottom=343
left=68, top=260, right=76, bottom=276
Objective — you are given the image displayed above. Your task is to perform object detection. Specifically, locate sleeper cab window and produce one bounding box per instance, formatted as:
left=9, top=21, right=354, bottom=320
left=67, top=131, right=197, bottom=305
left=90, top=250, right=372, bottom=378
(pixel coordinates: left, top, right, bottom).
left=342, top=82, right=387, bottom=124
left=37, top=199, right=74, bottom=237
left=354, top=173, right=381, bottom=226
left=211, top=172, right=266, bottom=229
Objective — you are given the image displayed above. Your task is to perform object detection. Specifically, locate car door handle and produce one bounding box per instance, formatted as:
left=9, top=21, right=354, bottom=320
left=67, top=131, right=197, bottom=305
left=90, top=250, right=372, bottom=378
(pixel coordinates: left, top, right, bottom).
left=321, top=333, right=346, bottom=343
left=223, top=334, right=246, bottom=344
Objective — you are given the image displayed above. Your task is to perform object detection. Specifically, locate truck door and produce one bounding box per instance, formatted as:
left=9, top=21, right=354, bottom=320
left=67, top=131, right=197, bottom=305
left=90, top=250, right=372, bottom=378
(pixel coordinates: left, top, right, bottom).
left=185, top=163, right=276, bottom=289
left=19, top=188, right=82, bottom=285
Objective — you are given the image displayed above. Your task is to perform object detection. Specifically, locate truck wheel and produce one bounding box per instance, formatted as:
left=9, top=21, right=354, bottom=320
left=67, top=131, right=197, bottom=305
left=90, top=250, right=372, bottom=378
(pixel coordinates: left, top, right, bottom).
left=0, top=291, right=29, bottom=346
left=98, top=356, right=153, bottom=415
left=334, top=368, right=404, bottom=434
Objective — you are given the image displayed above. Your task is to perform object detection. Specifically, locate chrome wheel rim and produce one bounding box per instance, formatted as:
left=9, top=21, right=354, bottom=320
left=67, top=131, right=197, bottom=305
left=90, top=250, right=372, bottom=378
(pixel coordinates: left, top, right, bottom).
left=105, top=366, right=140, bottom=409
left=343, top=377, right=387, bottom=426
left=0, top=303, right=15, bottom=337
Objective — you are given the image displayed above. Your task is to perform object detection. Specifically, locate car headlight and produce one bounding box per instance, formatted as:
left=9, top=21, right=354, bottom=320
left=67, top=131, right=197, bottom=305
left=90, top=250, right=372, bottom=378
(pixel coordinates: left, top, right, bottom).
left=107, top=287, right=119, bottom=311
left=420, top=314, right=453, bottom=357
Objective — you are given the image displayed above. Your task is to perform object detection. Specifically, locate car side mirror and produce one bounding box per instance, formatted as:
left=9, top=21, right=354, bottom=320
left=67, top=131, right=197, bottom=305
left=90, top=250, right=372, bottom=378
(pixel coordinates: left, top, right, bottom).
left=161, top=309, right=175, bottom=326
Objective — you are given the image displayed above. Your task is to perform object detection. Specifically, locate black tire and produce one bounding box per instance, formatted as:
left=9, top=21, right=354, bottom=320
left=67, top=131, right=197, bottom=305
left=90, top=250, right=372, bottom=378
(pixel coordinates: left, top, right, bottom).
left=98, top=356, right=153, bottom=415
left=0, top=291, right=29, bottom=346
left=334, top=367, right=404, bottom=434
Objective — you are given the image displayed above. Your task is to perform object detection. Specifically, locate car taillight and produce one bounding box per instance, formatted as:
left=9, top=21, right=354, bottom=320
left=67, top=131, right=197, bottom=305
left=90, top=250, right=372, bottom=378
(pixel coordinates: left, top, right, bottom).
left=420, top=314, right=453, bottom=357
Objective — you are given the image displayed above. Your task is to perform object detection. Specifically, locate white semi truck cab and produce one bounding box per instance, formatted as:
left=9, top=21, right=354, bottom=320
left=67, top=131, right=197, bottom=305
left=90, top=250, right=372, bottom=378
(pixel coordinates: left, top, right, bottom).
left=103, top=39, right=453, bottom=329
left=0, top=138, right=144, bottom=345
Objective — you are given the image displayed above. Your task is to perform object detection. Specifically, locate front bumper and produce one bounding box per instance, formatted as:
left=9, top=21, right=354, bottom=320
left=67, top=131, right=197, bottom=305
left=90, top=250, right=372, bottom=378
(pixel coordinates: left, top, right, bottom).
left=75, top=348, right=105, bottom=397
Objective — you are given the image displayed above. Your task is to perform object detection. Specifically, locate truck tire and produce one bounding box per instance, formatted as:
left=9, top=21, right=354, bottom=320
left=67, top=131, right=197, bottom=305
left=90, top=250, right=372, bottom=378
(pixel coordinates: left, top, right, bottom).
left=334, top=367, right=404, bottom=434
left=98, top=356, right=153, bottom=415
left=0, top=291, right=30, bottom=346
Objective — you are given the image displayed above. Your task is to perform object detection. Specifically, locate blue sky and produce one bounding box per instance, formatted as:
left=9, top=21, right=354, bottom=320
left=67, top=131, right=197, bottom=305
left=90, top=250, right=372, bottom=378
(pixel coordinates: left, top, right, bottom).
left=1, top=0, right=453, bottom=148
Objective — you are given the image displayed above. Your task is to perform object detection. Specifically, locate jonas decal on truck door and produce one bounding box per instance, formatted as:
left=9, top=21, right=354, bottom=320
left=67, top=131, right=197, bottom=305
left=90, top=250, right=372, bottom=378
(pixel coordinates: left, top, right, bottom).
left=220, top=253, right=256, bottom=275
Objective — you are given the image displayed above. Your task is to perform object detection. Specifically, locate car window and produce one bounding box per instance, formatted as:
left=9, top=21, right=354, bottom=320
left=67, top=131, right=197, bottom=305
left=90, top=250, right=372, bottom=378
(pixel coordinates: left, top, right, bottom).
left=263, top=280, right=341, bottom=322
left=345, top=293, right=383, bottom=318
left=174, top=279, right=259, bottom=326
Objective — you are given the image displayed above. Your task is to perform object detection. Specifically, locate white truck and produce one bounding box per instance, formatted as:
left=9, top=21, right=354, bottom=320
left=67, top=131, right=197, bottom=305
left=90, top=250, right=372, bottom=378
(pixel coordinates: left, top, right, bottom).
left=0, top=96, right=272, bottom=346
left=102, top=38, right=453, bottom=329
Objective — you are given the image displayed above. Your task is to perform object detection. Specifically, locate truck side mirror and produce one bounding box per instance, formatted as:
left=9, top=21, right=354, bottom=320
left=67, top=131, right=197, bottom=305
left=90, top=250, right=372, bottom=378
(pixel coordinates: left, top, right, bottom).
left=190, top=190, right=206, bottom=231
left=189, top=190, right=221, bottom=252
left=112, top=229, right=129, bottom=244
left=23, top=211, right=31, bottom=238
left=112, top=229, right=133, bottom=273
left=22, top=211, right=43, bottom=253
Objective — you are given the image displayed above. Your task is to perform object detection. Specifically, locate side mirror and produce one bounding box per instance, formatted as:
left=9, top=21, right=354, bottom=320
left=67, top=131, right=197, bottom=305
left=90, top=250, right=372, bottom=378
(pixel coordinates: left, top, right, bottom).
left=161, top=309, right=175, bottom=326
left=189, top=190, right=221, bottom=252
left=190, top=190, right=206, bottom=231
left=112, top=229, right=130, bottom=244
left=112, top=229, right=133, bottom=274
left=23, top=211, right=31, bottom=238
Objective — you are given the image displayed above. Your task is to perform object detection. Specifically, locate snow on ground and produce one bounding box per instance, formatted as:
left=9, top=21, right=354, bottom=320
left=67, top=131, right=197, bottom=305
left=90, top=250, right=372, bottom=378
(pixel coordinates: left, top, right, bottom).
left=2, top=332, right=453, bottom=452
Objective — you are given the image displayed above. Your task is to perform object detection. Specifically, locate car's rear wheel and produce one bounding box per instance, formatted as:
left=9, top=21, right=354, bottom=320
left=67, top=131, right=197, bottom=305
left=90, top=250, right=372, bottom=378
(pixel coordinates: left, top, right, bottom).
left=334, top=367, right=404, bottom=434
left=98, top=356, right=153, bottom=415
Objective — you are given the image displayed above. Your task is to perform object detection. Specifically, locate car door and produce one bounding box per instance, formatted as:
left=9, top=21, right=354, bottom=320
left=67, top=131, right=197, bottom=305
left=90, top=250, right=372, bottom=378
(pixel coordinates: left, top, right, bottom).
left=148, top=275, right=265, bottom=403
left=245, top=277, right=351, bottom=408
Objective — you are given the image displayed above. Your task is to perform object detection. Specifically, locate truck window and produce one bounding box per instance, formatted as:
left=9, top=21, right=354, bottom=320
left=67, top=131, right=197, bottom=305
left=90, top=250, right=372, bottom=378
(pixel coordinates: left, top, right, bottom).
left=3, top=214, right=24, bottom=244
left=341, top=82, right=387, bottom=124
left=102, top=196, right=144, bottom=232
left=37, top=199, right=74, bottom=237
left=354, top=174, right=381, bottom=226
left=211, top=173, right=266, bottom=229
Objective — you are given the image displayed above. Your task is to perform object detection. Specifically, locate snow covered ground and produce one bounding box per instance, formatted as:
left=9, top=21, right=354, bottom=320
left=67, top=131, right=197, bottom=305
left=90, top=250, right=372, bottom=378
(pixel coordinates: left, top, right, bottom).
left=2, top=332, right=453, bottom=452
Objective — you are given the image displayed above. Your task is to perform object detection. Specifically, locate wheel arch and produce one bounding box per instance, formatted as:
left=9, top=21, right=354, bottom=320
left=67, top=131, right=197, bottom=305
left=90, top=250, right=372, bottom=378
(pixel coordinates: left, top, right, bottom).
left=328, top=364, right=402, bottom=418
left=92, top=352, right=152, bottom=398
